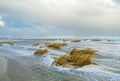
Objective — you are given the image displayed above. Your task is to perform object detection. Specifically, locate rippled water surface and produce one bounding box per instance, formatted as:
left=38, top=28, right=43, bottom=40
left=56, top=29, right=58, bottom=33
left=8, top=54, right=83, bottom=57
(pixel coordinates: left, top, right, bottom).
left=0, top=39, right=120, bottom=81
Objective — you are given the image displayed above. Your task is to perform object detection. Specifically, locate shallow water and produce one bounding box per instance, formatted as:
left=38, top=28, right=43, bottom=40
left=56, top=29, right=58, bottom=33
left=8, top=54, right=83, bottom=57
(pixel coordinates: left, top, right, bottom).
left=0, top=39, right=120, bottom=81
left=0, top=48, right=82, bottom=81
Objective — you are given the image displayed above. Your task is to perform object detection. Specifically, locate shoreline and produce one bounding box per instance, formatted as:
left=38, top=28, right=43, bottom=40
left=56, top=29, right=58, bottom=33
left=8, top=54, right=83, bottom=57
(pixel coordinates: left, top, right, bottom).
left=0, top=48, right=32, bottom=81
left=0, top=57, right=11, bottom=81
left=0, top=48, right=82, bottom=81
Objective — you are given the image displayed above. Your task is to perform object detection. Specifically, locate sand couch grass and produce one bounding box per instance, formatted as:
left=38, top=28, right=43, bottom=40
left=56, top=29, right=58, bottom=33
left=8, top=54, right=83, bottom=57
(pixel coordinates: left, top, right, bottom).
left=47, top=43, right=68, bottom=49
left=32, top=42, right=40, bottom=46
left=92, top=38, right=101, bottom=41
left=0, top=42, right=14, bottom=45
left=52, top=48, right=97, bottom=68
left=71, top=40, right=81, bottom=42
left=34, top=49, right=48, bottom=56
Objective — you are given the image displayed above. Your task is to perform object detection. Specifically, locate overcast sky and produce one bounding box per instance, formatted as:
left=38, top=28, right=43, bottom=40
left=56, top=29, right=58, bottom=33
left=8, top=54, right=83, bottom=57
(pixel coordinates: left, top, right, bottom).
left=0, top=0, right=120, bottom=37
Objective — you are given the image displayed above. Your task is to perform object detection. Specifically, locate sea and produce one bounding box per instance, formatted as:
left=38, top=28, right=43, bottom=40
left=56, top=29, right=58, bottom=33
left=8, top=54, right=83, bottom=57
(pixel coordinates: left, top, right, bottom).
left=0, top=37, right=120, bottom=81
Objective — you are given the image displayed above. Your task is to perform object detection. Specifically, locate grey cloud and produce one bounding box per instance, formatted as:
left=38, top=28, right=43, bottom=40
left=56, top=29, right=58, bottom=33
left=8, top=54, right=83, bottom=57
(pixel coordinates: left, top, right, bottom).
left=0, top=0, right=120, bottom=36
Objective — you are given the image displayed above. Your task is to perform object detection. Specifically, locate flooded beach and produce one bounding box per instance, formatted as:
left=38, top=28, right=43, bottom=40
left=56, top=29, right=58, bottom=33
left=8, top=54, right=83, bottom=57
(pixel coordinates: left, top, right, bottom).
left=0, top=38, right=120, bottom=81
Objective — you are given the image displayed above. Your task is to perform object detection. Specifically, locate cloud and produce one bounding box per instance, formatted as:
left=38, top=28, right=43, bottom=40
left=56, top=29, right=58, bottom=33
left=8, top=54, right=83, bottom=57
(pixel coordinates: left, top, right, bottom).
left=0, top=21, right=4, bottom=27
left=0, top=0, right=120, bottom=35
left=0, top=16, right=5, bottom=27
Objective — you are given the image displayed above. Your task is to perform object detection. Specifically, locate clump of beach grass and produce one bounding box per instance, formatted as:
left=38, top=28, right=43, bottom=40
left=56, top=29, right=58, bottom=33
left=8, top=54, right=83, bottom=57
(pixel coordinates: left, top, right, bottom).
left=52, top=48, right=97, bottom=68
left=0, top=42, right=14, bottom=45
left=92, top=38, right=101, bottom=41
left=47, top=43, right=68, bottom=49
left=32, top=42, right=40, bottom=46
left=34, top=49, right=48, bottom=56
left=71, top=40, right=81, bottom=42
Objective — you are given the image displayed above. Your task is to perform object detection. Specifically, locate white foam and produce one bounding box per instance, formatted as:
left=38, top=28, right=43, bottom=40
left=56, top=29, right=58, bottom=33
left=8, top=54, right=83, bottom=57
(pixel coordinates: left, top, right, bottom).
left=49, top=49, right=66, bottom=56
left=38, top=55, right=54, bottom=66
